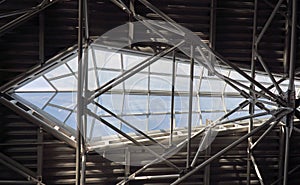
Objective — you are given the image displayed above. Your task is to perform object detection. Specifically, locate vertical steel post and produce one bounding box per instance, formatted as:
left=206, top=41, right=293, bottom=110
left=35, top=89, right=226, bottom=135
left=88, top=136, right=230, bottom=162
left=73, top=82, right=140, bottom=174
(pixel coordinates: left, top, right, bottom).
left=38, top=12, right=45, bottom=66
left=278, top=126, right=285, bottom=185
left=284, top=0, right=291, bottom=74
left=170, top=50, right=176, bottom=146
left=76, top=0, right=84, bottom=184
left=283, top=0, right=297, bottom=184
left=187, top=45, right=195, bottom=168
left=37, top=127, right=43, bottom=183
left=248, top=0, right=257, bottom=184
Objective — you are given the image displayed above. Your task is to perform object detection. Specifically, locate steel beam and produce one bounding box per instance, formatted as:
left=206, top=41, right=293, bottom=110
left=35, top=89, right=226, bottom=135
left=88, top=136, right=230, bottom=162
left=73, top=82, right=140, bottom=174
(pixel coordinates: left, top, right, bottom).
left=37, top=127, right=43, bottom=182
left=0, top=0, right=59, bottom=37
left=187, top=45, right=195, bottom=168
left=86, top=110, right=180, bottom=171
left=39, top=11, right=45, bottom=65
left=116, top=128, right=207, bottom=185
left=283, top=0, right=297, bottom=184
left=250, top=120, right=280, bottom=150
left=0, top=152, right=44, bottom=185
left=76, top=0, right=84, bottom=184
left=0, top=97, right=76, bottom=148
left=255, top=0, right=285, bottom=45
left=170, top=109, right=290, bottom=185
left=170, top=50, right=176, bottom=146
left=250, top=154, right=265, bottom=185
left=93, top=101, right=166, bottom=149
left=90, top=41, right=184, bottom=100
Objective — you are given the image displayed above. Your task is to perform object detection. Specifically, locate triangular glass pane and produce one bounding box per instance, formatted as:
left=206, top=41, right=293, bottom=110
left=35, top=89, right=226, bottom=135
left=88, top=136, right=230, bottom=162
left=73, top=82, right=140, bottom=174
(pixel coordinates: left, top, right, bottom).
left=16, top=76, right=55, bottom=92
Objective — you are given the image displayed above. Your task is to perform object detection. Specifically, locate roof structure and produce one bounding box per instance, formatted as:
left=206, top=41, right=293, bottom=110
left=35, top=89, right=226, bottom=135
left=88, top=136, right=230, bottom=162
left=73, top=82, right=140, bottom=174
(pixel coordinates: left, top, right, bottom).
left=1, top=0, right=300, bottom=185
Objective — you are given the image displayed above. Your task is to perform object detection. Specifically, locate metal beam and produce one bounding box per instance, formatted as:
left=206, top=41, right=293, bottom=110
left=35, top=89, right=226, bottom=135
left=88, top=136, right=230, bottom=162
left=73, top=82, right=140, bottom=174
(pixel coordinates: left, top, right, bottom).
left=255, top=0, right=285, bottom=45
left=170, top=109, right=290, bottom=185
left=0, top=97, right=76, bottom=148
left=0, top=152, right=44, bottom=185
left=39, top=11, right=45, bottom=66
left=0, top=0, right=59, bottom=37
left=76, top=0, right=84, bottom=184
left=37, top=127, right=43, bottom=182
left=116, top=128, right=207, bottom=185
left=187, top=45, right=194, bottom=168
left=86, top=110, right=180, bottom=171
left=283, top=0, right=297, bottom=184
left=93, top=101, right=166, bottom=149
left=170, top=50, right=176, bottom=146
left=90, top=40, right=184, bottom=100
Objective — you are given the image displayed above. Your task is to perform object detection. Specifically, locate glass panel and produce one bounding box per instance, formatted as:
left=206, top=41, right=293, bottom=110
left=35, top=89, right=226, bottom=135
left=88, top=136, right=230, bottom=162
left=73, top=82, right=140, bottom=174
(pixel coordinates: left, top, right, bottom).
left=45, top=64, right=72, bottom=79
left=49, top=92, right=76, bottom=109
left=94, top=49, right=121, bottom=70
left=123, top=54, right=148, bottom=71
left=125, top=73, right=148, bottom=90
left=149, top=114, right=170, bottom=131
left=98, top=70, right=121, bottom=86
left=51, top=76, right=77, bottom=91
left=149, top=95, right=171, bottom=113
left=150, top=74, right=172, bottom=91
left=200, top=79, right=225, bottom=93
left=16, top=76, right=55, bottom=92
left=224, top=97, right=246, bottom=110
left=66, top=56, right=78, bottom=73
left=151, top=59, right=172, bottom=74
left=15, top=92, right=55, bottom=109
left=123, top=94, right=147, bottom=114
left=121, top=115, right=147, bottom=132
left=97, top=94, right=123, bottom=114
left=44, top=105, right=71, bottom=123
left=65, top=113, right=77, bottom=129
left=200, top=96, right=223, bottom=111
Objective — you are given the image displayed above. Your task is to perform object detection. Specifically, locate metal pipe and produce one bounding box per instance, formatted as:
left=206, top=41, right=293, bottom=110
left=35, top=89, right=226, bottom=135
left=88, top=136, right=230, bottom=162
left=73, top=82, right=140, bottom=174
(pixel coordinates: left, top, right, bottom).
left=76, top=0, right=84, bottom=184
left=117, top=127, right=207, bottom=185
left=284, top=0, right=297, bottom=184
left=37, top=127, right=43, bottom=182
left=86, top=110, right=180, bottom=171
left=170, top=109, right=290, bottom=185
left=212, top=51, right=286, bottom=106
left=91, top=41, right=184, bottom=100
left=246, top=4, right=257, bottom=181
left=0, top=0, right=58, bottom=37
left=250, top=120, right=280, bottom=150
left=0, top=9, right=31, bottom=19
left=170, top=50, right=176, bottom=146
left=0, top=181, right=36, bottom=184
left=187, top=45, right=194, bottom=168
left=283, top=126, right=290, bottom=185
left=137, top=0, right=184, bottom=36
left=216, top=110, right=274, bottom=126
left=0, top=97, right=76, bottom=148
left=93, top=101, right=166, bottom=149
left=0, top=152, right=44, bottom=185
left=39, top=11, right=45, bottom=65
left=130, top=174, right=180, bottom=180
left=255, top=0, right=285, bottom=45
left=255, top=51, right=283, bottom=96
left=250, top=154, right=265, bottom=185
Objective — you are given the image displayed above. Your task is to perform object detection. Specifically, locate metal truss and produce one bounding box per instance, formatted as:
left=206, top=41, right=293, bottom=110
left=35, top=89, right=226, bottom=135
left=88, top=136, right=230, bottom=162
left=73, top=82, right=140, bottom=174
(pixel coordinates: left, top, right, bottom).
left=0, top=0, right=299, bottom=185
left=104, top=0, right=299, bottom=185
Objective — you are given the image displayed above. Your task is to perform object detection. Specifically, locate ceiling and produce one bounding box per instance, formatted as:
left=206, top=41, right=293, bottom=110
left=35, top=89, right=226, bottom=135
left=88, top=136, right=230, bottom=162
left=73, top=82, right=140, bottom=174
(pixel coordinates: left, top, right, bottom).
left=0, top=0, right=299, bottom=88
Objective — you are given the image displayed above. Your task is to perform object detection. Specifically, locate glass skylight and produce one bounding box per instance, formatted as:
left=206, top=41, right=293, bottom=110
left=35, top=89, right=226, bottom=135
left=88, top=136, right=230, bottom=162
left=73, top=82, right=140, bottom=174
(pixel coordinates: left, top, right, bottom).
left=10, top=43, right=300, bottom=144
